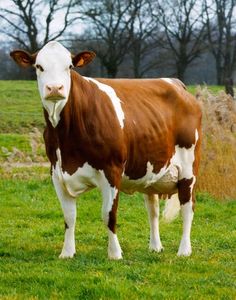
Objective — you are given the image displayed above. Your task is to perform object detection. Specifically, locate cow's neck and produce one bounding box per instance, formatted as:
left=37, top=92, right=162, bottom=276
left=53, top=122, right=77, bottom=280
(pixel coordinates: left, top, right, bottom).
left=43, top=71, right=100, bottom=166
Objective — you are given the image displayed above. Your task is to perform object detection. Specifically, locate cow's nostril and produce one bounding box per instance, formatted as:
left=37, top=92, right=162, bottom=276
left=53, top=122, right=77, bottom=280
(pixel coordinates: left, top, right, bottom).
left=58, top=85, right=63, bottom=91
left=46, top=85, right=52, bottom=91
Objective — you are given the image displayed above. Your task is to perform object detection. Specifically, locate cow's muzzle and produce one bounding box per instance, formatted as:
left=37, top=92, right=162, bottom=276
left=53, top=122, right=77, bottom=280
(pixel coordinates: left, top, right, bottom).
left=45, top=84, right=66, bottom=101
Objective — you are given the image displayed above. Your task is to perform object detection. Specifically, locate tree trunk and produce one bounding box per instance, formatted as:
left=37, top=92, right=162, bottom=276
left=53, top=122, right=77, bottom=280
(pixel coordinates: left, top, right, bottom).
left=133, top=56, right=141, bottom=78
left=106, top=65, right=118, bottom=78
left=176, top=61, right=187, bottom=81
left=215, top=60, right=223, bottom=85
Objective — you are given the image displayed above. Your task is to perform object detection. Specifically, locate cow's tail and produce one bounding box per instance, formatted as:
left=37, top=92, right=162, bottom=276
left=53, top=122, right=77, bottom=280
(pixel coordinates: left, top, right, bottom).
left=162, top=193, right=180, bottom=222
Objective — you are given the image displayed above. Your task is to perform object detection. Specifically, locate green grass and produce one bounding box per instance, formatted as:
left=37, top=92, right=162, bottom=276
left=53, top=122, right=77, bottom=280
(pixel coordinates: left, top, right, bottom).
left=0, top=133, right=46, bottom=162
left=0, top=174, right=235, bottom=299
left=187, top=85, right=224, bottom=95
left=0, top=133, right=31, bottom=158
left=0, top=81, right=43, bottom=133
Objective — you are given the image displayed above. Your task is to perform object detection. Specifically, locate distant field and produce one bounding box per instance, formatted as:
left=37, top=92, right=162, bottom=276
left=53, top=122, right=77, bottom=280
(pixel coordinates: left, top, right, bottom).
left=187, top=85, right=224, bottom=95
left=0, top=81, right=43, bottom=133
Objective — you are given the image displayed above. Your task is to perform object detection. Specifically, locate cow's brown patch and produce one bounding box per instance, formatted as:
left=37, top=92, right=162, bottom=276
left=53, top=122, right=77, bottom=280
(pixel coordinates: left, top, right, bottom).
left=108, top=194, right=119, bottom=233
left=177, top=178, right=194, bottom=206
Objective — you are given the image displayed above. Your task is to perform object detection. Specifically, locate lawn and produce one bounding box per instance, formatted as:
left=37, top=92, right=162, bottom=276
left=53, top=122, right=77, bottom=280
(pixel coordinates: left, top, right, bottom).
left=0, top=171, right=235, bottom=299
left=0, top=81, right=43, bottom=133
left=186, top=85, right=224, bottom=95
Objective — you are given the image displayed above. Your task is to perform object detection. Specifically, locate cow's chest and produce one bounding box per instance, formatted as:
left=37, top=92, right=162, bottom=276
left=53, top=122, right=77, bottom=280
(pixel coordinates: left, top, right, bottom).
left=52, top=149, right=100, bottom=197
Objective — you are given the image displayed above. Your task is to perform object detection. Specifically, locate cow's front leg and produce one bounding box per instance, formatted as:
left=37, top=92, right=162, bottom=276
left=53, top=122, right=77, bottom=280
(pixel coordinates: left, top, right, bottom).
left=144, top=194, right=163, bottom=252
left=52, top=174, right=76, bottom=258
left=100, top=173, right=122, bottom=260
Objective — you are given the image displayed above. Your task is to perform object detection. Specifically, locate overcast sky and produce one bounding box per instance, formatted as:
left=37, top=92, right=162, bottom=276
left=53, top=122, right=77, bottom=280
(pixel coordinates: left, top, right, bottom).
left=0, top=0, right=85, bottom=45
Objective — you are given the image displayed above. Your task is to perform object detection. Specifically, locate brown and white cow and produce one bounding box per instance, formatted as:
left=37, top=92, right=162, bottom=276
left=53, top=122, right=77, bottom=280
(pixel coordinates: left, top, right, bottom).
left=10, top=41, right=201, bottom=259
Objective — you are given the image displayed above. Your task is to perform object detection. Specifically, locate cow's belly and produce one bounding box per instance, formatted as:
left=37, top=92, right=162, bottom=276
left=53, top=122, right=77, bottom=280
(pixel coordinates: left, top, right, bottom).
left=53, top=159, right=179, bottom=197
left=121, top=162, right=178, bottom=195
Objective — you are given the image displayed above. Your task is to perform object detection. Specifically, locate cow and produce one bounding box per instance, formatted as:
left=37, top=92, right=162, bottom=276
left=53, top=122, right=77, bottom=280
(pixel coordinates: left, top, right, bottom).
left=10, top=41, right=201, bottom=259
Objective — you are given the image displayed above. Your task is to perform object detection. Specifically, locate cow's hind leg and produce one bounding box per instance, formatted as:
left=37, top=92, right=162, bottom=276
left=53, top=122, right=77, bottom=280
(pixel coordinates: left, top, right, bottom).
left=52, top=175, right=76, bottom=258
left=100, top=171, right=122, bottom=260
left=177, top=178, right=195, bottom=256
left=144, top=194, right=163, bottom=252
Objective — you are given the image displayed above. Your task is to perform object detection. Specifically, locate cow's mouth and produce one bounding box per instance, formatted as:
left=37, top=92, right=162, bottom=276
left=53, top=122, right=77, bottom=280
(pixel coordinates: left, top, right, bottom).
left=44, top=95, right=65, bottom=102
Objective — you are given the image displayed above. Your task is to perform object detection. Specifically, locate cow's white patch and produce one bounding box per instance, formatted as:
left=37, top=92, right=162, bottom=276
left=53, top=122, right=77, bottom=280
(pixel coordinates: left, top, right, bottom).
left=44, top=99, right=68, bottom=128
left=121, top=161, right=178, bottom=194
left=144, top=194, right=163, bottom=252
left=35, top=41, right=72, bottom=127
left=161, top=78, right=174, bottom=85
left=170, top=129, right=199, bottom=180
left=54, top=159, right=100, bottom=198
left=84, top=77, right=125, bottom=128
left=100, top=180, right=118, bottom=225
left=178, top=201, right=193, bottom=256
left=108, top=230, right=123, bottom=259
left=54, top=149, right=119, bottom=206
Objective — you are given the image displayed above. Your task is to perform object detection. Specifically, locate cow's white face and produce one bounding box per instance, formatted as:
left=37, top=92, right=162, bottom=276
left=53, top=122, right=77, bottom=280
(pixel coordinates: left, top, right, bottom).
left=10, top=41, right=96, bottom=127
left=35, top=42, right=72, bottom=127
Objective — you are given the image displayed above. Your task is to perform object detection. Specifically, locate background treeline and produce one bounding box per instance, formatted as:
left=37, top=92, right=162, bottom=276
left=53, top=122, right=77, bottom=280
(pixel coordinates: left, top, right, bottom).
left=0, top=0, right=236, bottom=84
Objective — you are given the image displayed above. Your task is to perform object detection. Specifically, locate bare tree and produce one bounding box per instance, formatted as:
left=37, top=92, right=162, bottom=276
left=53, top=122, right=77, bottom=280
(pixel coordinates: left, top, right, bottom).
left=0, top=0, right=75, bottom=52
left=154, top=0, right=206, bottom=81
left=204, top=0, right=236, bottom=85
left=128, top=0, right=161, bottom=78
left=76, top=0, right=140, bottom=78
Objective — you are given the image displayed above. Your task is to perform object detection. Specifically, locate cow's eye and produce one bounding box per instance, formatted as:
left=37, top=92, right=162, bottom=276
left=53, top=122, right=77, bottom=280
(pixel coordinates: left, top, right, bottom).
left=69, top=64, right=73, bottom=69
left=36, top=64, right=44, bottom=72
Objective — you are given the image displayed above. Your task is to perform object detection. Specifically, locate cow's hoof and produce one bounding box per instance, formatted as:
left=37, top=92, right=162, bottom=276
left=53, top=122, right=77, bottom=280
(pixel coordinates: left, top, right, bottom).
left=149, top=245, right=164, bottom=253
left=177, top=240, right=192, bottom=256
left=59, top=250, right=76, bottom=259
left=177, top=249, right=192, bottom=256
left=108, top=247, right=123, bottom=260
left=108, top=253, right=123, bottom=260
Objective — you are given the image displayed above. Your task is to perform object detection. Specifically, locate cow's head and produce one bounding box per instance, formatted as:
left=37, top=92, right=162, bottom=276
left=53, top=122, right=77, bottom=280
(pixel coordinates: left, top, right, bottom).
left=10, top=41, right=96, bottom=127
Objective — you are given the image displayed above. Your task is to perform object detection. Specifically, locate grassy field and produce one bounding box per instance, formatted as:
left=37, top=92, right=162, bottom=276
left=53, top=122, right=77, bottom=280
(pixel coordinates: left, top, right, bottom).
left=0, top=170, right=236, bottom=299
left=0, top=81, right=43, bottom=133
left=0, top=81, right=236, bottom=299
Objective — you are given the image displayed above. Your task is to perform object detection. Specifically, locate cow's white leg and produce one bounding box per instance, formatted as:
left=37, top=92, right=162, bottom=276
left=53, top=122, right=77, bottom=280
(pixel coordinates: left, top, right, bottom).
left=178, top=201, right=193, bottom=256
left=177, top=178, right=195, bottom=256
left=144, top=194, right=163, bottom=252
left=100, top=173, right=122, bottom=260
left=52, top=174, right=76, bottom=258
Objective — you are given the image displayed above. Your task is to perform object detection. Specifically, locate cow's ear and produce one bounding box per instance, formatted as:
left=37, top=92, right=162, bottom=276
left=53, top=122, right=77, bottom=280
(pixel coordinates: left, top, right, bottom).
left=72, top=51, right=96, bottom=68
left=10, top=50, right=36, bottom=68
